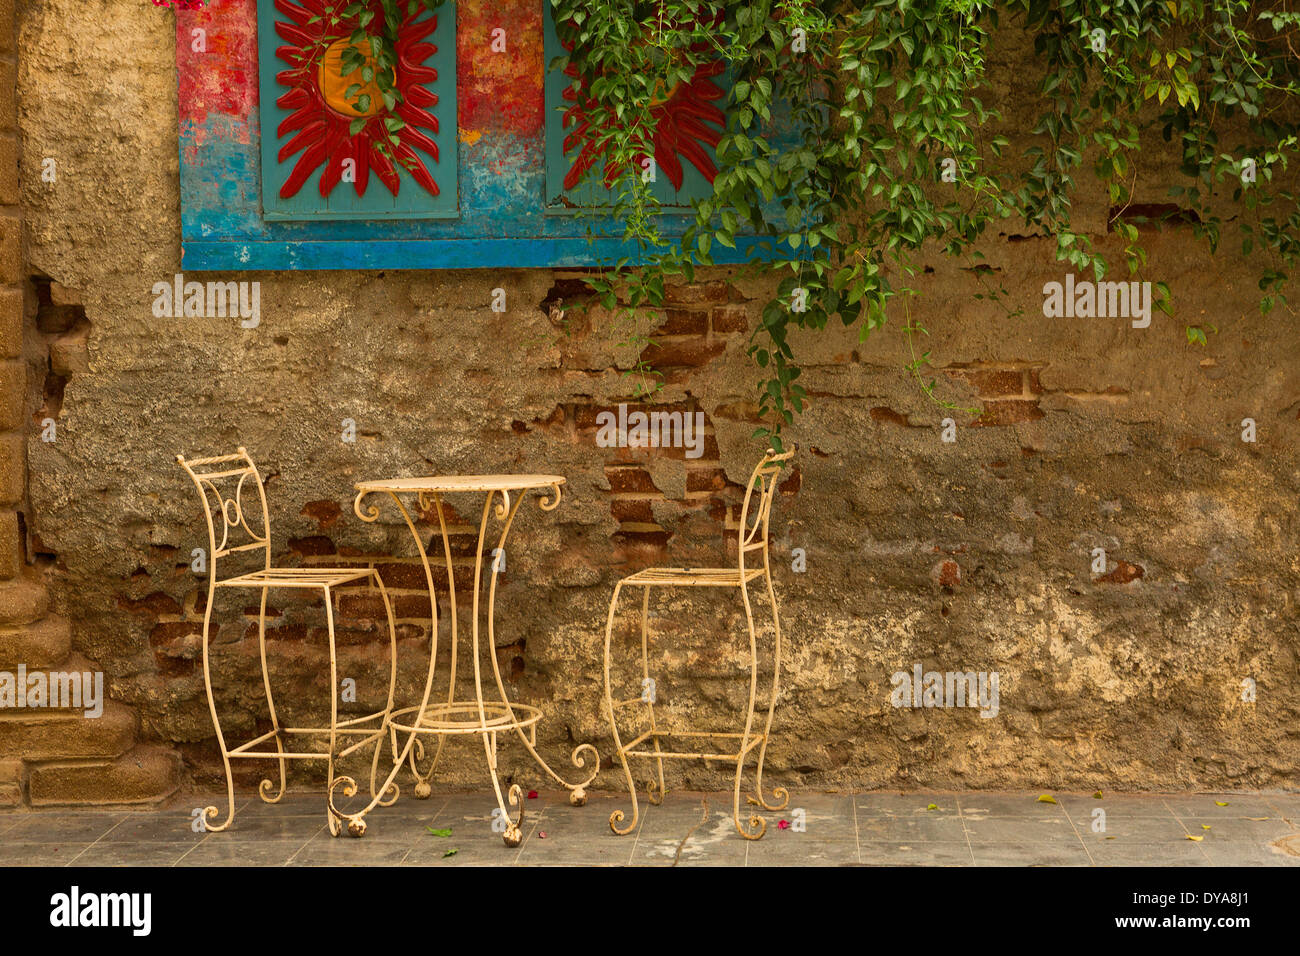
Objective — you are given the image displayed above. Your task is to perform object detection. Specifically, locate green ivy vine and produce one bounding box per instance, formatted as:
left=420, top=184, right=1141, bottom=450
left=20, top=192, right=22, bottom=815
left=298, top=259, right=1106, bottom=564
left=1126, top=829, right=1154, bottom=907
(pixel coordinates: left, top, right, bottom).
left=540, top=0, right=1300, bottom=447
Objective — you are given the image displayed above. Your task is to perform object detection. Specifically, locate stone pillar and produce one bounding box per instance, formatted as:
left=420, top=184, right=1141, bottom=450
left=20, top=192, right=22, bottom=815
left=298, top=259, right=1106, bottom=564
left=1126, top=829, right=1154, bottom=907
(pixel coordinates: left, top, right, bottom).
left=0, top=0, right=178, bottom=807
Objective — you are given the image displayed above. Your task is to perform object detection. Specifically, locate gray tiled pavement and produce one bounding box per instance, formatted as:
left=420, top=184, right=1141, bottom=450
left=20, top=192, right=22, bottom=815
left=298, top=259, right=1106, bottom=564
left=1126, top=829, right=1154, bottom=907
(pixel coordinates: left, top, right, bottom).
left=0, top=790, right=1297, bottom=866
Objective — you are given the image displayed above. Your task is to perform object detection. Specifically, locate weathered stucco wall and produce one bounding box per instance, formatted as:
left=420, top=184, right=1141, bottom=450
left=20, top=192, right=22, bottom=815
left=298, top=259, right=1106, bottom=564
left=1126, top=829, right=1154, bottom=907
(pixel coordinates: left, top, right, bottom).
left=12, top=0, right=1300, bottom=795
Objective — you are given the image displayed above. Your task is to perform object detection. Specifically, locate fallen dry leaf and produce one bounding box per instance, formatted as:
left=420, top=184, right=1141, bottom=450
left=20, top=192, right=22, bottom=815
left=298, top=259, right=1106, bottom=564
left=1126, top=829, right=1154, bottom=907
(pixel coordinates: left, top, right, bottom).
left=1037, top=794, right=1058, bottom=804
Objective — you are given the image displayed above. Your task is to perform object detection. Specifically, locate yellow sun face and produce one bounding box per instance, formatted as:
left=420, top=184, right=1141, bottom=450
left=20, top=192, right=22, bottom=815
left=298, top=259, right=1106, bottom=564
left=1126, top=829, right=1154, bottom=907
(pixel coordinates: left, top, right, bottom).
left=317, top=40, right=386, bottom=117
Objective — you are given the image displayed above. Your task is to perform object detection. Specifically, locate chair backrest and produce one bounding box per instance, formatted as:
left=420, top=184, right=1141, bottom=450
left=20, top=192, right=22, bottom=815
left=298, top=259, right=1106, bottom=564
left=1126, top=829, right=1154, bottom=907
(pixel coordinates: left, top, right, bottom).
left=176, top=447, right=272, bottom=586
left=737, top=445, right=796, bottom=574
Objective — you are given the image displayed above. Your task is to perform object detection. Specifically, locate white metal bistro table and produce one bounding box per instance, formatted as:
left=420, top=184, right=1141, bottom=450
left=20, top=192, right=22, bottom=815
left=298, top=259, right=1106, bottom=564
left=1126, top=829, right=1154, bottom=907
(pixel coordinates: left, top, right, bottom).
left=352, top=473, right=598, bottom=846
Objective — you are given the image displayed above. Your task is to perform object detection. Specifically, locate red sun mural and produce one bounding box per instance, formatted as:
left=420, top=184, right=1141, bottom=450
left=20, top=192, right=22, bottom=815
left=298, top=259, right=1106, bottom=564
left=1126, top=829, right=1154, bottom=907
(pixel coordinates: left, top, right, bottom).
left=272, top=0, right=442, bottom=199
left=559, top=38, right=726, bottom=192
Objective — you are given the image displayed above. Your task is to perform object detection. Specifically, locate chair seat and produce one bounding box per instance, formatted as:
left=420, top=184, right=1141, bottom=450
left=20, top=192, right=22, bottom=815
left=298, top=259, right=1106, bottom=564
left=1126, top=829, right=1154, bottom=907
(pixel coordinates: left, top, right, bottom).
left=216, top=568, right=372, bottom=589
left=620, top=567, right=766, bottom=588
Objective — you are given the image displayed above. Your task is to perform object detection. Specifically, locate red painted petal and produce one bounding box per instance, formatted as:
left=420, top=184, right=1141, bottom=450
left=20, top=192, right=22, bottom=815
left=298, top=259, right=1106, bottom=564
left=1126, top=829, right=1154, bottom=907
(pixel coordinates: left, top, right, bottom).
left=403, top=42, right=436, bottom=61
left=563, top=124, right=592, bottom=155
left=276, top=107, right=318, bottom=139
left=396, top=103, right=439, bottom=133
left=694, top=80, right=726, bottom=100
left=675, top=135, right=717, bottom=183
left=280, top=140, right=328, bottom=198
left=318, top=125, right=346, bottom=197
left=278, top=121, right=326, bottom=162
left=394, top=143, right=439, bottom=196
left=371, top=149, right=400, bottom=195
left=563, top=147, right=601, bottom=190
left=273, top=0, right=313, bottom=25
left=399, top=15, right=437, bottom=45
left=354, top=143, right=370, bottom=196
left=398, top=126, right=439, bottom=161
left=275, top=87, right=311, bottom=110
left=274, top=22, right=316, bottom=48
left=675, top=114, right=722, bottom=148
left=674, top=98, right=726, bottom=129
left=400, top=62, right=438, bottom=85
left=656, top=136, right=684, bottom=190
left=407, top=85, right=438, bottom=107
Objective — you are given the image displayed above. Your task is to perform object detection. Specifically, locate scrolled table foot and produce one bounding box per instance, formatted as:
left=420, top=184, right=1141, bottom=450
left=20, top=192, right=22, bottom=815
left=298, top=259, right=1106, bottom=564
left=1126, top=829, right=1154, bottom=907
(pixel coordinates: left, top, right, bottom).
left=347, top=818, right=367, bottom=838
left=414, top=781, right=432, bottom=799
left=503, top=824, right=523, bottom=848
left=569, top=787, right=587, bottom=807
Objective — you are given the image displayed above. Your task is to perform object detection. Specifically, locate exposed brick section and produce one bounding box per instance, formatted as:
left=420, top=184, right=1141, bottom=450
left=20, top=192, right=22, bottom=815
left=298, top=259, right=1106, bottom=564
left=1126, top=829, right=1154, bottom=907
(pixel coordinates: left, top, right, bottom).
left=932, top=560, right=962, bottom=589
left=0, top=0, right=14, bottom=55
left=973, top=400, right=1046, bottom=426
left=0, top=431, right=22, bottom=505
left=0, top=507, right=17, bottom=578
left=664, top=280, right=745, bottom=305
left=1097, top=561, right=1145, bottom=584
left=0, top=135, right=15, bottom=207
left=657, top=309, right=709, bottom=336
left=611, top=498, right=655, bottom=523
left=605, top=465, right=658, bottom=495
left=711, top=400, right=761, bottom=422
left=119, top=591, right=183, bottom=617
left=288, top=534, right=336, bottom=556
left=300, top=499, right=342, bottom=528
left=0, top=287, right=19, bottom=359
left=711, top=305, right=750, bottom=333
left=686, top=467, right=729, bottom=494
left=640, top=336, right=726, bottom=369
left=870, top=406, right=909, bottom=427
left=945, top=363, right=1050, bottom=426
left=946, top=366, right=1024, bottom=397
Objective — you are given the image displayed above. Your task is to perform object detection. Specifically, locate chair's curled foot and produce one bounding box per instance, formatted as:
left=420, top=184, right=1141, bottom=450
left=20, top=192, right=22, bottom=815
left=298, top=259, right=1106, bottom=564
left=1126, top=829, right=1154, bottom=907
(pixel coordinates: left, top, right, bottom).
left=610, top=808, right=636, bottom=836
left=414, top=781, right=432, bottom=799
left=347, top=818, right=366, bottom=838
left=747, top=786, right=790, bottom=812
left=503, top=824, right=523, bottom=848
left=737, top=813, right=767, bottom=841
left=569, top=787, right=587, bottom=807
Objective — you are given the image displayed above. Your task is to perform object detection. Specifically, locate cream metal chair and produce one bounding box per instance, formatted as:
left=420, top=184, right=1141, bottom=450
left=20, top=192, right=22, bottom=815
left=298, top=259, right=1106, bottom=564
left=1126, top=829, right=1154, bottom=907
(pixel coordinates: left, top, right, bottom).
left=177, top=447, right=399, bottom=837
left=602, top=446, right=795, bottom=840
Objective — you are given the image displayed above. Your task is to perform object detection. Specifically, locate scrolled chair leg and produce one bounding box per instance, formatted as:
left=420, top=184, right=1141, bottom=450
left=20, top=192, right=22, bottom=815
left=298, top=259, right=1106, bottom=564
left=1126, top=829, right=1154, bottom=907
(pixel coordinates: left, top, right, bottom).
left=565, top=742, right=599, bottom=806
left=735, top=811, right=767, bottom=841
left=503, top=784, right=525, bottom=847
left=328, top=775, right=365, bottom=838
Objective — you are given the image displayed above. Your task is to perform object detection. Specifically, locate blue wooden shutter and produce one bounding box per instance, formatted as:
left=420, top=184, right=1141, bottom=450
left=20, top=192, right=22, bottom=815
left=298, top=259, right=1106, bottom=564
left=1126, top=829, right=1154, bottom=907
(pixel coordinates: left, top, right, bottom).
left=257, top=0, right=459, bottom=220
left=542, top=5, right=725, bottom=215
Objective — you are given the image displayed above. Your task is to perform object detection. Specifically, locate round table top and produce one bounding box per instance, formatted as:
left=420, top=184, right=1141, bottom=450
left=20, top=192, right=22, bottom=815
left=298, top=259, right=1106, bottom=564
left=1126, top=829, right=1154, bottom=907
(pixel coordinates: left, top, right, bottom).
left=355, top=474, right=566, bottom=494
